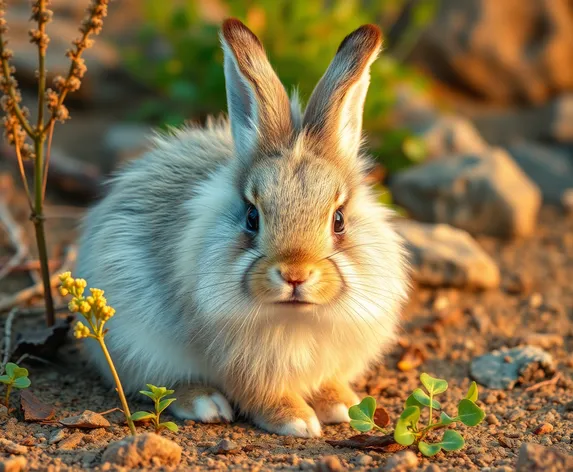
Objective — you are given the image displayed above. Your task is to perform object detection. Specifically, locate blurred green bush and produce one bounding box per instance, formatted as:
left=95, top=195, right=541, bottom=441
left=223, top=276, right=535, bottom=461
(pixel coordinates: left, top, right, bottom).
left=123, top=0, right=436, bottom=171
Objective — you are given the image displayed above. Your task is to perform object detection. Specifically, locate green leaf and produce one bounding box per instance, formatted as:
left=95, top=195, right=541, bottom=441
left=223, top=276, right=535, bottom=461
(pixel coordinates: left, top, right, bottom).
left=355, top=396, right=376, bottom=420
left=12, top=367, right=28, bottom=379
left=139, top=390, right=156, bottom=401
left=420, top=373, right=448, bottom=396
left=412, top=388, right=441, bottom=410
left=131, top=411, right=155, bottom=422
left=349, top=419, right=374, bottom=432
left=164, top=389, right=175, bottom=396
left=440, top=430, right=465, bottom=451
left=418, top=441, right=441, bottom=457
left=0, top=375, right=11, bottom=384
left=12, top=377, right=30, bottom=389
left=160, top=421, right=178, bottom=433
left=457, top=399, right=485, bottom=426
left=394, top=406, right=420, bottom=446
left=405, top=393, right=425, bottom=409
left=5, top=363, right=18, bottom=378
left=158, top=398, right=176, bottom=414
left=439, top=411, right=456, bottom=425
left=465, top=381, right=479, bottom=402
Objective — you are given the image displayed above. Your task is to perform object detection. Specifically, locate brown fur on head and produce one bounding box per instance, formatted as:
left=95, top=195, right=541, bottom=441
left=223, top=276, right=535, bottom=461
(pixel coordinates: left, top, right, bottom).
left=221, top=19, right=383, bottom=308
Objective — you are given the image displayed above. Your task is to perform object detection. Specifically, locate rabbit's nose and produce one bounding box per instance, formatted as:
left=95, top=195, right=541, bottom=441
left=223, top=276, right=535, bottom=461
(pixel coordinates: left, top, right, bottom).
left=278, top=264, right=313, bottom=287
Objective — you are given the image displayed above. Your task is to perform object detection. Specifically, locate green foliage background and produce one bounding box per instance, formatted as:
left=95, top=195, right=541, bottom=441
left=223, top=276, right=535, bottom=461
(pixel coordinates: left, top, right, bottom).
left=123, top=0, right=436, bottom=171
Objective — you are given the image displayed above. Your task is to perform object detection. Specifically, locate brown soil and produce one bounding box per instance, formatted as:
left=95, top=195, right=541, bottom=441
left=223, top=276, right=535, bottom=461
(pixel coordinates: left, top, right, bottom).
left=1, top=187, right=572, bottom=471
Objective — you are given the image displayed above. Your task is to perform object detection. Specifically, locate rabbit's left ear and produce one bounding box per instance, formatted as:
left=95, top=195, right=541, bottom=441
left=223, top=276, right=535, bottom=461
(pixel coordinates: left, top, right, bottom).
left=303, top=25, right=382, bottom=160
left=221, top=18, right=293, bottom=160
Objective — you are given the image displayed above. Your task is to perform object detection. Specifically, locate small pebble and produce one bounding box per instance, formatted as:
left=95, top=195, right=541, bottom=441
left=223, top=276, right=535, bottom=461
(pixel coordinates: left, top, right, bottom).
left=0, top=438, right=28, bottom=455
left=354, top=454, right=373, bottom=466
left=58, top=432, right=85, bottom=450
left=49, top=429, right=66, bottom=445
left=486, top=413, right=500, bottom=425
left=317, top=455, right=344, bottom=472
left=506, top=408, right=526, bottom=421
left=533, top=423, right=554, bottom=435
left=211, top=439, right=241, bottom=455
left=0, top=456, right=27, bottom=472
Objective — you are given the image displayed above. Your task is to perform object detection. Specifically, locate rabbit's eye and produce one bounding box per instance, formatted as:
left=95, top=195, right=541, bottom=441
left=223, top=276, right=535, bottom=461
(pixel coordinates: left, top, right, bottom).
left=333, top=208, right=345, bottom=234
left=246, top=204, right=259, bottom=232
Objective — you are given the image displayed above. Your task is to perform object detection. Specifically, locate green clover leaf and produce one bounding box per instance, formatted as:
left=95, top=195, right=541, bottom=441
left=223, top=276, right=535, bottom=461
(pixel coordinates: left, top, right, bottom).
left=12, top=377, right=31, bottom=389
left=439, top=411, right=456, bottom=425
left=465, top=381, right=479, bottom=403
left=420, top=373, right=448, bottom=396
left=412, top=388, right=441, bottom=410
left=418, top=441, right=441, bottom=456
left=457, top=399, right=485, bottom=426
left=394, top=405, right=420, bottom=446
left=349, top=396, right=377, bottom=432
left=440, top=430, right=465, bottom=451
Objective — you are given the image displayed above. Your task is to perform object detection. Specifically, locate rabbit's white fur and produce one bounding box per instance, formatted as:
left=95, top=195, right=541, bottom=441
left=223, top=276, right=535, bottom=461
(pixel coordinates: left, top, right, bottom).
left=76, top=20, right=410, bottom=437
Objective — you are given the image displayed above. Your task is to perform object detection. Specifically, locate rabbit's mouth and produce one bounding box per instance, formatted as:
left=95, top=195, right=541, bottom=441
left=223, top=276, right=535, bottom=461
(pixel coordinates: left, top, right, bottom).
left=275, top=300, right=316, bottom=306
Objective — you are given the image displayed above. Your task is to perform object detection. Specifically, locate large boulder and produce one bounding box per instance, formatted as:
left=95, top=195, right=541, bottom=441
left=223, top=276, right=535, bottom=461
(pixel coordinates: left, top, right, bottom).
left=396, top=220, right=500, bottom=289
left=507, top=141, right=573, bottom=206
left=410, top=0, right=573, bottom=105
left=390, top=148, right=541, bottom=238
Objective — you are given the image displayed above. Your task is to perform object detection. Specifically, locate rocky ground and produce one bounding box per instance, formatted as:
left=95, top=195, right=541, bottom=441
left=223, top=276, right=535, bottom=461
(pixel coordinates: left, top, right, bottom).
left=0, top=187, right=572, bottom=470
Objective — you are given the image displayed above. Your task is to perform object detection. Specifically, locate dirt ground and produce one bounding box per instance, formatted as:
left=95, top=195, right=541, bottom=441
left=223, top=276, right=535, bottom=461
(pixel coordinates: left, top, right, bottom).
left=1, top=186, right=572, bottom=470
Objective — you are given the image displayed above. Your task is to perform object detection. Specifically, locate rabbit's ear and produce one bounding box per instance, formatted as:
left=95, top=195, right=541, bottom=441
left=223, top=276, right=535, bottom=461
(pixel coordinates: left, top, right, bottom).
left=221, top=18, right=293, bottom=159
left=303, top=25, right=382, bottom=160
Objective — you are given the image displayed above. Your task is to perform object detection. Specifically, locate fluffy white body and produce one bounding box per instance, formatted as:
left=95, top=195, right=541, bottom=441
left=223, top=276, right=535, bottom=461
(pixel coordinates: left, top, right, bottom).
left=76, top=20, right=409, bottom=437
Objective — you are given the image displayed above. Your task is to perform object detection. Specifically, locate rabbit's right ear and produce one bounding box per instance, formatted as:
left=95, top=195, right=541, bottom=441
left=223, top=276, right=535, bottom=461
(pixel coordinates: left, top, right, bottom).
left=221, top=19, right=293, bottom=160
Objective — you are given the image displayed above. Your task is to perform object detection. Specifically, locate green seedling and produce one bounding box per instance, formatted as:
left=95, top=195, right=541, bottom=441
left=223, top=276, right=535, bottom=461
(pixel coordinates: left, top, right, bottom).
left=348, top=396, right=389, bottom=433
left=395, top=373, right=485, bottom=456
left=131, top=384, right=178, bottom=434
left=349, top=373, right=485, bottom=457
left=0, top=362, right=31, bottom=411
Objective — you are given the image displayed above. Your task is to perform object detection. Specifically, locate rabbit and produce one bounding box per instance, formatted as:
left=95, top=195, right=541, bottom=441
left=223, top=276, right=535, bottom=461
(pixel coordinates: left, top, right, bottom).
left=75, top=18, right=410, bottom=438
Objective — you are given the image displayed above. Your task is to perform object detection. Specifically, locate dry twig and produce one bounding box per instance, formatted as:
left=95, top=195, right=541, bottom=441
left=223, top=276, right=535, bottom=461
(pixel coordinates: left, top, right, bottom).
left=0, top=307, right=16, bottom=372
left=0, top=245, right=77, bottom=313
left=525, top=373, right=563, bottom=392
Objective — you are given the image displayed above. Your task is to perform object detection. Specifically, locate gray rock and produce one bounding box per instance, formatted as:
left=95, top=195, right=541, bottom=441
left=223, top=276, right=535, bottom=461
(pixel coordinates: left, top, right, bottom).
left=391, top=148, right=541, bottom=238
left=507, top=142, right=573, bottom=205
left=101, top=433, right=182, bottom=468
left=516, top=442, right=573, bottom=472
left=411, top=115, right=488, bottom=160
left=471, top=346, right=555, bottom=390
left=396, top=220, right=500, bottom=289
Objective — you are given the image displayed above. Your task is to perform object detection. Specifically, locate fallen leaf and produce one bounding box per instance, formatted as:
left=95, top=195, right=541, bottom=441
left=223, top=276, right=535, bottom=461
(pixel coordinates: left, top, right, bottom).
left=326, top=434, right=406, bottom=453
left=373, top=406, right=390, bottom=428
left=60, top=410, right=110, bottom=429
left=20, top=390, right=55, bottom=422
left=397, top=345, right=425, bottom=372
left=13, top=316, right=73, bottom=360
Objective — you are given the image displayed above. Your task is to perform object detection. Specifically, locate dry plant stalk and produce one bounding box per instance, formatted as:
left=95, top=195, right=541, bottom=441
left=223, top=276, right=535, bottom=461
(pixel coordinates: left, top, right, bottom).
left=0, top=0, right=108, bottom=326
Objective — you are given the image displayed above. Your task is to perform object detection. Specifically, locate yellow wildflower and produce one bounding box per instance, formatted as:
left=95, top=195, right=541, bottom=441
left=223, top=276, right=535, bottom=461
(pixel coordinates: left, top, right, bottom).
left=58, top=271, right=71, bottom=282
left=68, top=300, right=79, bottom=313
left=90, top=288, right=104, bottom=298
left=73, top=321, right=91, bottom=339
left=79, top=301, right=91, bottom=314
left=100, top=306, right=115, bottom=321
left=59, top=287, right=69, bottom=297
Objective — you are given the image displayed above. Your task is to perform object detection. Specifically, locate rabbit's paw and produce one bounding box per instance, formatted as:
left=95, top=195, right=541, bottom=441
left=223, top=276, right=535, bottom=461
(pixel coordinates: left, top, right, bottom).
left=252, top=393, right=321, bottom=438
left=309, top=380, right=359, bottom=424
left=170, top=386, right=234, bottom=423
left=256, top=415, right=322, bottom=438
